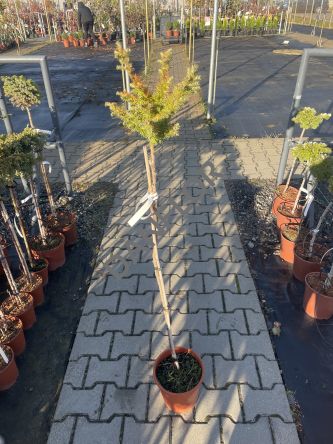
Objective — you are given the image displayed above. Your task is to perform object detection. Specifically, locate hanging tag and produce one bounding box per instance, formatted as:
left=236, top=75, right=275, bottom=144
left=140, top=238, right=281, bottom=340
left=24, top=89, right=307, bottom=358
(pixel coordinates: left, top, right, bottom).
left=303, top=194, right=314, bottom=217
left=128, top=192, right=158, bottom=227
left=42, top=160, right=52, bottom=174
left=14, top=216, right=24, bottom=239
left=300, top=185, right=309, bottom=196
left=0, top=346, right=8, bottom=364
left=21, top=194, right=33, bottom=204
left=36, top=129, right=52, bottom=136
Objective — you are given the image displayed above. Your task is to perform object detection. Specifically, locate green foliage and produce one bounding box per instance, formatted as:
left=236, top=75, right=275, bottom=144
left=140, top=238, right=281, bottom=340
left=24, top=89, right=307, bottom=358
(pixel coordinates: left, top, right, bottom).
left=0, top=128, right=45, bottom=185
left=199, top=19, right=205, bottom=32
left=229, top=18, right=236, bottom=32
left=106, top=44, right=200, bottom=147
left=2, top=75, right=41, bottom=112
left=166, top=21, right=173, bottom=30
left=77, top=30, right=84, bottom=39
left=309, top=156, right=333, bottom=184
left=61, top=32, right=69, bottom=40
left=173, top=21, right=180, bottom=30
left=292, top=107, right=331, bottom=130
left=291, top=142, right=331, bottom=167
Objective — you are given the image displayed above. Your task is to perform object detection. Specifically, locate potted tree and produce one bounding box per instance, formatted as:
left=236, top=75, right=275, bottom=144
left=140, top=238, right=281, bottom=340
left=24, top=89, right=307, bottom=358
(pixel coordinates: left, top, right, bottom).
left=293, top=158, right=333, bottom=282
left=72, top=32, right=79, bottom=47
left=129, top=31, right=136, bottom=44
left=173, top=21, right=180, bottom=38
left=61, top=32, right=70, bottom=47
left=77, top=30, right=85, bottom=47
left=165, top=21, right=173, bottom=38
left=0, top=311, right=25, bottom=357
left=0, top=345, right=19, bottom=391
left=272, top=107, right=331, bottom=216
left=106, top=45, right=204, bottom=412
left=2, top=76, right=78, bottom=248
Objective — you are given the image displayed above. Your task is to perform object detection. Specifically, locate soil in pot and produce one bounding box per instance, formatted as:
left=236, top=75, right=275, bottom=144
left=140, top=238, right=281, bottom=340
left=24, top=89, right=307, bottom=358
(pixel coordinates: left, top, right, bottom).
left=276, top=202, right=303, bottom=229
left=1, top=293, right=36, bottom=330
left=30, top=233, right=65, bottom=272
left=29, top=257, right=49, bottom=287
left=46, top=211, right=78, bottom=247
left=272, top=184, right=298, bottom=217
left=0, top=346, right=18, bottom=391
left=304, top=272, right=333, bottom=319
left=293, top=243, right=327, bottom=282
left=16, top=274, right=44, bottom=307
left=0, top=316, right=25, bottom=356
left=280, top=224, right=308, bottom=264
left=154, top=347, right=204, bottom=413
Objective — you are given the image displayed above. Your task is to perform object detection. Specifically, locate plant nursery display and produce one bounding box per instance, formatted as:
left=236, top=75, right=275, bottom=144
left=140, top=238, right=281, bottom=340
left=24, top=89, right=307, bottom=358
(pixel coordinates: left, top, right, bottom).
left=106, top=43, right=204, bottom=412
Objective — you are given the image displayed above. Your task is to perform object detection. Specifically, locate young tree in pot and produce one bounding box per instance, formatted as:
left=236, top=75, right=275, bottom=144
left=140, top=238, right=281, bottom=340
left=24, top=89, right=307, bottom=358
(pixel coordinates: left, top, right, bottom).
left=61, top=32, right=70, bottom=47
left=276, top=141, right=331, bottom=229
left=293, top=159, right=333, bottom=282
left=0, top=130, right=45, bottom=306
left=106, top=45, right=204, bottom=412
left=165, top=21, right=172, bottom=38
left=0, top=310, right=25, bottom=357
left=272, top=107, right=331, bottom=216
left=0, top=345, right=19, bottom=391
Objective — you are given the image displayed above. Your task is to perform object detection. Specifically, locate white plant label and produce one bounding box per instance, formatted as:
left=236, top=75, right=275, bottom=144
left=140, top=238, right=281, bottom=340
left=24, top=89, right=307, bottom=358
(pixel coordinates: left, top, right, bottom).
left=303, top=193, right=314, bottom=217
left=128, top=192, right=158, bottom=227
left=0, top=346, right=8, bottom=364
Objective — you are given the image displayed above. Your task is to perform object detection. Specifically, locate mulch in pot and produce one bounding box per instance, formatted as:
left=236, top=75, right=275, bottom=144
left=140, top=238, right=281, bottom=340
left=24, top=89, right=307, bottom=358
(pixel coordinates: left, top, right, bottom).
left=307, top=273, right=333, bottom=298
left=29, top=233, right=62, bottom=251
left=156, top=351, right=202, bottom=393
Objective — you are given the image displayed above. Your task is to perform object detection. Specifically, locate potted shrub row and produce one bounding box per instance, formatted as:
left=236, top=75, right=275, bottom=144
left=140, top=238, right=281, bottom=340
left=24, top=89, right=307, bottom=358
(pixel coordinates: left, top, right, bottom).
left=61, top=31, right=92, bottom=48
left=273, top=107, right=333, bottom=319
left=106, top=43, right=204, bottom=411
left=166, top=21, right=181, bottom=38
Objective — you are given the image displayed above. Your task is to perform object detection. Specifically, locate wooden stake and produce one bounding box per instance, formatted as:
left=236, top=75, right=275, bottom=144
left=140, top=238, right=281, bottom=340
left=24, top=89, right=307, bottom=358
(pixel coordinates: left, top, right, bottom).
left=0, top=236, right=20, bottom=298
left=40, top=162, right=57, bottom=217
left=29, top=179, right=48, bottom=245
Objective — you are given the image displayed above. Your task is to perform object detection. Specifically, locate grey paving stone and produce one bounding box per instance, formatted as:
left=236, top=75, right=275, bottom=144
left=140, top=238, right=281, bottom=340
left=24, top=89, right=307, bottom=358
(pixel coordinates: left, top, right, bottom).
left=186, top=259, right=218, bottom=277
left=209, top=310, right=247, bottom=334
left=230, top=331, right=275, bottom=360
left=229, top=246, right=247, bottom=262
left=241, top=385, right=293, bottom=422
left=95, top=312, right=134, bottom=335
left=64, top=357, right=89, bottom=388
left=200, top=245, right=232, bottom=261
left=237, top=275, right=257, bottom=293
left=73, top=417, right=122, bottom=444
left=170, top=274, right=204, bottom=293
left=85, top=356, right=128, bottom=387
left=270, top=418, right=300, bottom=444
left=123, top=417, right=170, bottom=444
left=83, top=294, right=119, bottom=314
left=172, top=418, right=221, bottom=444
left=214, top=356, right=260, bottom=388
left=256, top=356, right=283, bottom=388
left=218, top=260, right=252, bottom=277
left=224, top=290, right=261, bottom=312
left=54, top=384, right=104, bottom=421
left=188, top=290, right=223, bottom=312
left=204, top=274, right=238, bottom=293
left=196, top=385, right=242, bottom=422
left=192, top=331, right=232, bottom=358
left=202, top=355, right=214, bottom=388
left=47, top=417, right=75, bottom=444
left=169, top=245, right=200, bottom=262
left=118, top=292, right=154, bottom=313
left=101, top=384, right=149, bottom=421
left=245, top=310, right=268, bottom=334
left=138, top=275, right=159, bottom=292
left=184, top=234, right=213, bottom=248
left=105, top=275, right=138, bottom=294
left=221, top=417, right=273, bottom=444
left=88, top=277, right=107, bottom=295
left=134, top=310, right=207, bottom=334
left=213, top=234, right=242, bottom=249
left=69, top=333, right=113, bottom=361
left=127, top=357, right=154, bottom=387
left=150, top=331, right=190, bottom=359
left=154, top=292, right=188, bottom=313
left=77, top=312, right=98, bottom=335
left=111, top=332, right=150, bottom=359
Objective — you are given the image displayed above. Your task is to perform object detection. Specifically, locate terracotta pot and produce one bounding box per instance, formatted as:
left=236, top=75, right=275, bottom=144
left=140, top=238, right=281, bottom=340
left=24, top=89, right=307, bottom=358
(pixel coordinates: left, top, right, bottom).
left=276, top=202, right=302, bottom=230
left=130, top=37, right=136, bottom=44
left=48, top=211, right=78, bottom=247
left=304, top=272, right=333, bottom=320
left=31, top=257, right=49, bottom=287
left=87, top=38, right=93, bottom=47
left=173, top=30, right=180, bottom=38
left=63, top=39, right=70, bottom=48
left=1, top=293, right=36, bottom=330
left=293, top=243, right=326, bottom=282
left=56, top=35, right=62, bottom=42
left=0, top=316, right=25, bottom=356
left=31, top=233, right=66, bottom=272
left=153, top=347, right=204, bottom=413
left=68, top=34, right=74, bottom=42
left=73, top=39, right=79, bottom=47
left=0, top=346, right=19, bottom=391
left=166, top=30, right=172, bottom=38
left=272, top=185, right=298, bottom=217
left=79, top=38, right=86, bottom=47
left=280, top=224, right=297, bottom=264
left=149, top=32, right=153, bottom=39
left=16, top=274, right=44, bottom=307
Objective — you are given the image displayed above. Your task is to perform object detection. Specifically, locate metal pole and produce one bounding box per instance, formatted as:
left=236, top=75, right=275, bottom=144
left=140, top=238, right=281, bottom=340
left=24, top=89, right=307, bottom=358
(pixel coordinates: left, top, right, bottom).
left=303, top=0, right=309, bottom=24
left=119, top=0, right=130, bottom=93
left=40, top=58, right=72, bottom=194
left=329, top=9, right=333, bottom=29
left=145, top=0, right=150, bottom=60
left=317, top=13, right=325, bottom=46
left=207, top=0, right=219, bottom=120
left=189, top=0, right=193, bottom=60
left=152, top=0, right=156, bottom=39
left=309, top=0, right=315, bottom=25
left=212, top=35, right=219, bottom=106
left=279, top=10, right=283, bottom=34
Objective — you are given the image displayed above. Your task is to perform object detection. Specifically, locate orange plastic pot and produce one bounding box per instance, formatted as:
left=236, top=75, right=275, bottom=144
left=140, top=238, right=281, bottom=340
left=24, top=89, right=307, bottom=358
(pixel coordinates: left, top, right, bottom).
left=166, top=30, right=172, bottom=38
left=47, top=212, right=78, bottom=247
left=0, top=316, right=25, bottom=356
left=1, top=294, right=36, bottom=330
left=276, top=202, right=302, bottom=230
left=279, top=224, right=296, bottom=264
left=63, top=39, right=70, bottom=48
left=293, top=244, right=325, bottom=282
left=153, top=347, right=204, bottom=413
left=31, top=257, right=49, bottom=287
left=272, top=185, right=298, bottom=217
left=79, top=39, right=86, bottom=47
left=32, top=233, right=66, bottom=272
left=173, top=30, right=180, bottom=38
left=304, top=272, right=333, bottom=320
left=17, top=274, right=44, bottom=307
left=0, top=346, right=19, bottom=391
left=73, top=39, right=79, bottom=47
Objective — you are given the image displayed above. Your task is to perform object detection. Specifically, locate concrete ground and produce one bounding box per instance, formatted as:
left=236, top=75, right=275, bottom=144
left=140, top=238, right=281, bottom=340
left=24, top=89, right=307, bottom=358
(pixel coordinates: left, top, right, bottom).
left=46, top=44, right=299, bottom=444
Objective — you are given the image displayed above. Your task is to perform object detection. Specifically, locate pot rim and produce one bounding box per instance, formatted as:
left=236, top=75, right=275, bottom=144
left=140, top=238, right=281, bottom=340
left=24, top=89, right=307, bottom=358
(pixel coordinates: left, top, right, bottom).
left=153, top=346, right=205, bottom=396
left=0, top=316, right=23, bottom=344
left=2, top=293, right=34, bottom=315
left=32, top=232, right=65, bottom=253
left=277, top=202, right=303, bottom=218
left=29, top=256, right=49, bottom=272
left=305, top=272, right=333, bottom=300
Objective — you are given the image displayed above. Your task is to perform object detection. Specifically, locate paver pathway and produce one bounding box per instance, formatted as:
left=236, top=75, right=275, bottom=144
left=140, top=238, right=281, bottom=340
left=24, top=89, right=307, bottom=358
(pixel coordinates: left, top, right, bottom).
left=47, top=45, right=299, bottom=444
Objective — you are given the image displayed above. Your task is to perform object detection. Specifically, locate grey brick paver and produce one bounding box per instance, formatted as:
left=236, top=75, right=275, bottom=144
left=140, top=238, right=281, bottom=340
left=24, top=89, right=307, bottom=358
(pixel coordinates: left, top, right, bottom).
left=48, top=44, right=299, bottom=444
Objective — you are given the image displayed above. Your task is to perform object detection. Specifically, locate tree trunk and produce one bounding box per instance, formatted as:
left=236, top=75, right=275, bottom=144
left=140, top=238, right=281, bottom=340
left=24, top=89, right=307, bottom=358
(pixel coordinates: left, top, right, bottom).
left=26, top=108, right=34, bottom=128
left=292, top=176, right=306, bottom=214
left=29, top=179, right=48, bottom=245
left=40, top=162, right=57, bottom=217
left=0, top=239, right=21, bottom=302
left=143, top=145, right=179, bottom=369
left=308, top=201, right=333, bottom=257
left=8, top=185, right=35, bottom=268
left=0, top=200, right=32, bottom=284
left=283, top=127, right=306, bottom=193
